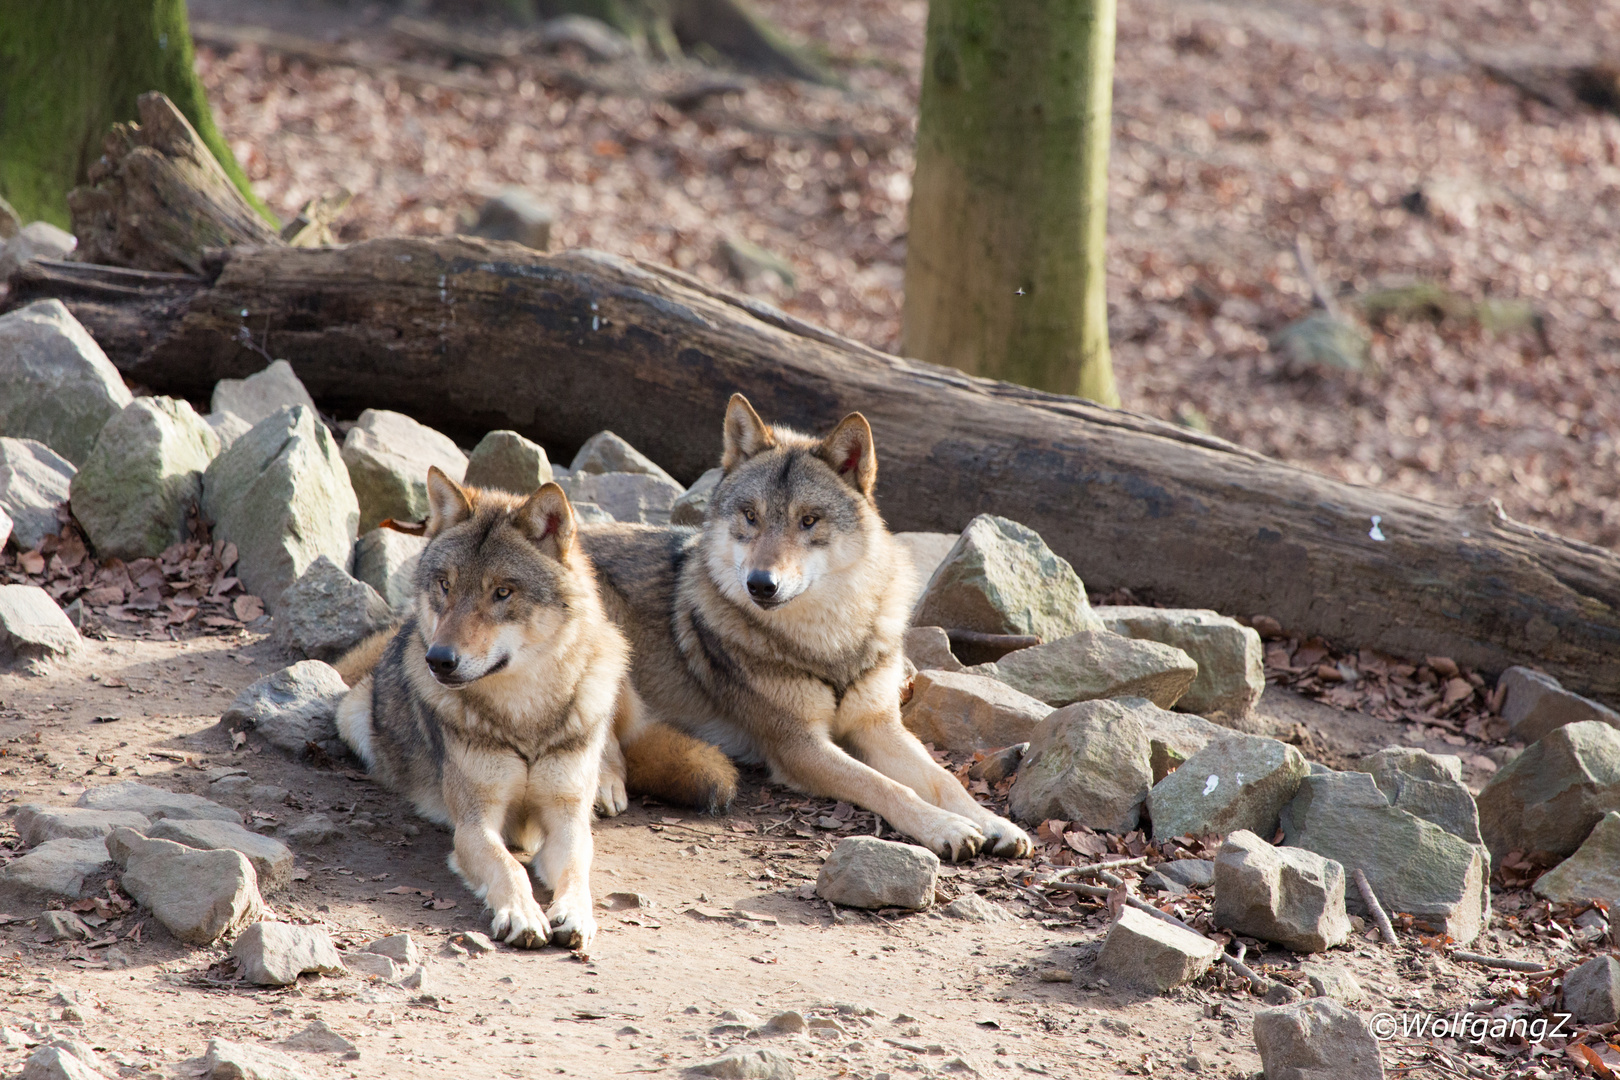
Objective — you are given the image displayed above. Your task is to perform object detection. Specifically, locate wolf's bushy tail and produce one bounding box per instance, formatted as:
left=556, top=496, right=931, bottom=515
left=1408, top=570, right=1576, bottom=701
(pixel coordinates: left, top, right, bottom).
left=623, top=721, right=739, bottom=814
left=333, top=628, right=396, bottom=687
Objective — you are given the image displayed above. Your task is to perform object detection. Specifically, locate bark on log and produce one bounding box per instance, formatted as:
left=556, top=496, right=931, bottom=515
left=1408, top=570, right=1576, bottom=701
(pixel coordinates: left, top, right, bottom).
left=7, top=236, right=1619, bottom=703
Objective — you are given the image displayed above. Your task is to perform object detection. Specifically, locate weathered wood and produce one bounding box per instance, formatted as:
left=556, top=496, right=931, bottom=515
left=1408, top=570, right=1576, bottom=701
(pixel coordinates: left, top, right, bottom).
left=7, top=236, right=1620, bottom=703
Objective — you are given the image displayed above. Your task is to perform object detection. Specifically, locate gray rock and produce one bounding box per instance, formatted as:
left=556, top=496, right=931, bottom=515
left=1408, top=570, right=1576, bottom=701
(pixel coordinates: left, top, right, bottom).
left=691, top=1047, right=794, bottom=1080
left=1281, top=771, right=1489, bottom=945
left=279, top=1019, right=358, bottom=1055
left=1498, top=666, right=1620, bottom=744
left=941, top=893, right=1016, bottom=922
left=342, top=951, right=400, bottom=981
left=969, top=630, right=1198, bottom=710
left=1353, top=748, right=1482, bottom=845
left=76, top=781, right=241, bottom=823
left=892, top=531, right=957, bottom=611
left=569, top=430, right=677, bottom=484
left=274, top=556, right=391, bottom=661
left=910, top=515, right=1104, bottom=642
left=468, top=188, right=553, bottom=251
left=463, top=430, right=553, bottom=494
left=202, top=405, right=360, bottom=611
left=901, top=669, right=1052, bottom=752
left=284, top=813, right=338, bottom=845
left=538, top=14, right=633, bottom=60
left=231, top=920, right=346, bottom=986
left=14, top=805, right=150, bottom=846
left=69, top=397, right=220, bottom=559
left=0, top=585, right=79, bottom=665
left=0, top=437, right=75, bottom=550
left=1142, top=870, right=1188, bottom=895
left=1477, top=720, right=1620, bottom=861
left=1008, top=697, right=1155, bottom=832
left=351, top=528, right=426, bottom=611
left=1533, top=810, right=1620, bottom=905
left=1136, top=709, right=1232, bottom=783
left=0, top=839, right=114, bottom=906
left=1148, top=734, right=1308, bottom=841
left=110, top=828, right=264, bottom=944
left=1302, top=966, right=1363, bottom=1003
left=762, top=1010, right=807, bottom=1035
left=1096, top=905, right=1222, bottom=992
left=669, top=467, right=723, bottom=526
left=1095, top=607, right=1264, bottom=720
left=342, top=409, right=468, bottom=534
left=1214, top=830, right=1351, bottom=953
left=556, top=470, right=683, bottom=524
left=1563, top=954, right=1620, bottom=1026
left=0, top=300, right=130, bottom=466
left=202, top=1037, right=313, bottom=1080
left=209, top=360, right=315, bottom=427
left=147, top=818, right=295, bottom=893
left=1157, top=859, right=1215, bottom=889
left=903, top=626, right=964, bottom=673
left=221, top=660, right=350, bottom=756
left=364, top=932, right=421, bottom=970
left=206, top=411, right=254, bottom=450
left=570, top=501, right=612, bottom=524
left=815, top=836, right=939, bottom=910
left=1252, top=998, right=1385, bottom=1080
left=19, top=1044, right=110, bottom=1080
left=0, top=221, right=76, bottom=281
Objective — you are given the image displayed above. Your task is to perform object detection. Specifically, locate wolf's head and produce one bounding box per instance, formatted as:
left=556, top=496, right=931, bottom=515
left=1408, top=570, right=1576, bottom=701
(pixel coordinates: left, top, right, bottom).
left=703, top=394, right=883, bottom=612
left=412, top=467, right=589, bottom=687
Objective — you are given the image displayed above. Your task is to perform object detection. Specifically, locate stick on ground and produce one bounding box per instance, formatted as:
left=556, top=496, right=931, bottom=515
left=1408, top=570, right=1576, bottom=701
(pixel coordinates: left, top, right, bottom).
left=1449, top=951, right=1557, bottom=974
left=1353, top=868, right=1398, bottom=946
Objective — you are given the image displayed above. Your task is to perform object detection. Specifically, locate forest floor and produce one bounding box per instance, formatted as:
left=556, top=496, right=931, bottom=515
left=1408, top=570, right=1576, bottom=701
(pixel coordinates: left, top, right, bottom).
left=188, top=0, right=1620, bottom=552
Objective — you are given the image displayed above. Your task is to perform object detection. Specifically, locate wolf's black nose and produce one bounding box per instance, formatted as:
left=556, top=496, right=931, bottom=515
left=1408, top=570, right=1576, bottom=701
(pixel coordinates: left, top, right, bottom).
left=425, top=645, right=460, bottom=677
left=746, top=570, right=780, bottom=600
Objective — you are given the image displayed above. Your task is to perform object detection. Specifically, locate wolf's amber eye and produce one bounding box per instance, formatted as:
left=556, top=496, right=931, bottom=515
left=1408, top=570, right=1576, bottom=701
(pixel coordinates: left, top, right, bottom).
left=800, top=514, right=818, bottom=529
left=743, top=508, right=757, bottom=525
left=493, top=587, right=513, bottom=601
left=437, top=577, right=450, bottom=594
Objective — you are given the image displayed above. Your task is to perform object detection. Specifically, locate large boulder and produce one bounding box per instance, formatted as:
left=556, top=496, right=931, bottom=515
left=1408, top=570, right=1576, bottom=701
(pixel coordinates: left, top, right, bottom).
left=556, top=471, right=683, bottom=524
left=0, top=437, right=75, bottom=550
left=1476, top=720, right=1620, bottom=861
left=69, top=397, right=220, bottom=559
left=209, top=360, right=316, bottom=426
left=669, top=467, right=723, bottom=526
left=1095, top=607, right=1264, bottom=719
left=1147, top=734, right=1309, bottom=841
left=205, top=411, right=253, bottom=451
left=147, top=818, right=296, bottom=893
left=273, top=556, right=392, bottom=661
left=0, top=838, right=114, bottom=906
left=220, top=661, right=350, bottom=756
left=901, top=669, right=1052, bottom=751
left=76, top=781, right=241, bottom=824
left=341, top=409, right=468, bottom=532
left=815, top=836, right=938, bottom=910
left=464, top=430, right=552, bottom=494
left=1280, top=771, right=1489, bottom=944
left=569, top=430, right=677, bottom=484
left=1533, top=811, right=1620, bottom=905
left=108, top=827, right=265, bottom=945
left=1252, top=998, right=1385, bottom=1080
left=1008, top=697, right=1155, bottom=832
left=351, top=527, right=426, bottom=611
left=1096, top=906, right=1222, bottom=992
left=1213, top=830, right=1351, bottom=953
left=1497, top=666, right=1620, bottom=744
left=0, top=585, right=79, bottom=666
left=1134, top=709, right=1232, bottom=783
left=201, top=406, right=360, bottom=611
left=968, top=630, right=1198, bottom=709
left=1352, top=748, right=1481, bottom=845
left=0, top=299, right=131, bottom=465
left=910, top=515, right=1103, bottom=642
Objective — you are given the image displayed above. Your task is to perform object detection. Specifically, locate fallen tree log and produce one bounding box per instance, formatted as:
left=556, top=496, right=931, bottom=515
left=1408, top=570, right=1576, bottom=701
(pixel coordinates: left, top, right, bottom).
left=7, top=237, right=1619, bottom=703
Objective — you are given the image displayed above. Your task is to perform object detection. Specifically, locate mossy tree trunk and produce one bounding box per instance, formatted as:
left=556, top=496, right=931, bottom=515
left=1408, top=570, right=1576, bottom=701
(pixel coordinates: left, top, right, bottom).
left=0, top=0, right=267, bottom=229
left=902, top=0, right=1119, bottom=406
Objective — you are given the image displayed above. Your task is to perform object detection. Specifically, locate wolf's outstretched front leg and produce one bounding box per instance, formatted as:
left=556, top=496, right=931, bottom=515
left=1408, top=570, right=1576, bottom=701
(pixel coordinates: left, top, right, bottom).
left=444, top=768, right=549, bottom=948
left=530, top=793, right=598, bottom=951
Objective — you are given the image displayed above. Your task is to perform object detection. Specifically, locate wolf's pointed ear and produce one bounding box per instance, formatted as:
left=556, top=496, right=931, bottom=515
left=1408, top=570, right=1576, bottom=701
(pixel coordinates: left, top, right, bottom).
left=721, top=393, right=775, bottom=472
left=425, top=466, right=474, bottom=537
left=515, top=482, right=577, bottom=561
left=817, top=412, right=877, bottom=498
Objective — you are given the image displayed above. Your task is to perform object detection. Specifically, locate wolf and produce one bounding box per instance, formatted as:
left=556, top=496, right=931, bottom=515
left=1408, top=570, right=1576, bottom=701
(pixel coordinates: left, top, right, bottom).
left=584, top=395, right=1033, bottom=860
left=334, top=469, right=734, bottom=951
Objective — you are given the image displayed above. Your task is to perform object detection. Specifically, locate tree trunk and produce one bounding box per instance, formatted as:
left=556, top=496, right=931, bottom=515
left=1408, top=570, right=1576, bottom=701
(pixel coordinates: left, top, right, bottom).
left=0, top=0, right=267, bottom=229
left=902, top=0, right=1118, bottom=406
left=8, top=237, right=1620, bottom=705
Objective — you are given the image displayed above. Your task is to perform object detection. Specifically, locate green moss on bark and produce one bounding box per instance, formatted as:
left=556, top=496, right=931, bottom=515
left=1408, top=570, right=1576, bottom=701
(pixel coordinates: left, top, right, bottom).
left=0, top=0, right=268, bottom=228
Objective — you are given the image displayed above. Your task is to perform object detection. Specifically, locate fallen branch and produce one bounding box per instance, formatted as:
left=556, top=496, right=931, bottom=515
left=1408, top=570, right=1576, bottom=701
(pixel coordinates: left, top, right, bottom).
left=1354, top=868, right=1399, bottom=946
left=1049, top=856, right=1148, bottom=880
left=1448, top=951, right=1558, bottom=975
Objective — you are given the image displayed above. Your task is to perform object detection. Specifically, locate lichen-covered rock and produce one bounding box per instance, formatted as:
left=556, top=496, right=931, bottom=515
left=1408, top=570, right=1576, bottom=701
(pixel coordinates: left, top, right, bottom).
left=1097, top=906, right=1222, bottom=992
left=1497, top=666, right=1620, bottom=744
left=1008, top=697, right=1155, bottom=832
left=464, top=430, right=552, bottom=494
left=201, top=406, right=359, bottom=611
left=901, top=669, right=1052, bottom=751
left=910, top=515, right=1103, bottom=642
left=1147, top=734, right=1309, bottom=841
left=815, top=836, right=939, bottom=910
left=0, top=300, right=131, bottom=466
left=1533, top=811, right=1620, bottom=905
left=274, top=556, right=392, bottom=661
left=1213, top=829, right=1351, bottom=953
left=351, top=527, right=426, bottom=611
left=0, top=585, right=79, bottom=666
left=1476, top=720, right=1620, bottom=861
left=70, top=397, right=220, bottom=559
left=0, top=437, right=75, bottom=550
left=209, top=360, right=316, bottom=426
left=1095, top=606, right=1264, bottom=719
left=969, top=630, right=1198, bottom=709
left=569, top=430, right=677, bottom=484
left=342, top=409, right=468, bottom=533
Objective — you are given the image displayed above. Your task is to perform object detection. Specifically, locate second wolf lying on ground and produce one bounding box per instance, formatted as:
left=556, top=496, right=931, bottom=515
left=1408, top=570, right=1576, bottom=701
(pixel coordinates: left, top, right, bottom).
left=585, top=395, right=1033, bottom=861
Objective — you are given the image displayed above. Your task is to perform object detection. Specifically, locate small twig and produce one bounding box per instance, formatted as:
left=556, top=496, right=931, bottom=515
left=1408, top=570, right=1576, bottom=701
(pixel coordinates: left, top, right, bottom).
left=1221, top=952, right=1270, bottom=995
left=1354, top=868, right=1398, bottom=946
left=1050, top=856, right=1148, bottom=880
left=1448, top=951, right=1557, bottom=974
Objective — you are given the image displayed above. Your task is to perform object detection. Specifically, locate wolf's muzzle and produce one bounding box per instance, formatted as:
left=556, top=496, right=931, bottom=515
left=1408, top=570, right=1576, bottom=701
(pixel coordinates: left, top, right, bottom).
left=746, top=569, right=781, bottom=606
left=425, top=644, right=460, bottom=679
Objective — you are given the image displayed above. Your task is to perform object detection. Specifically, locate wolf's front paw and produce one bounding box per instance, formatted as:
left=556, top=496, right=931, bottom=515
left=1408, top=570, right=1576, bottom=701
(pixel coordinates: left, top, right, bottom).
left=978, top=815, right=1034, bottom=858
left=595, top=774, right=629, bottom=817
left=489, top=894, right=550, bottom=949
left=546, top=897, right=597, bottom=952
left=915, top=811, right=985, bottom=863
